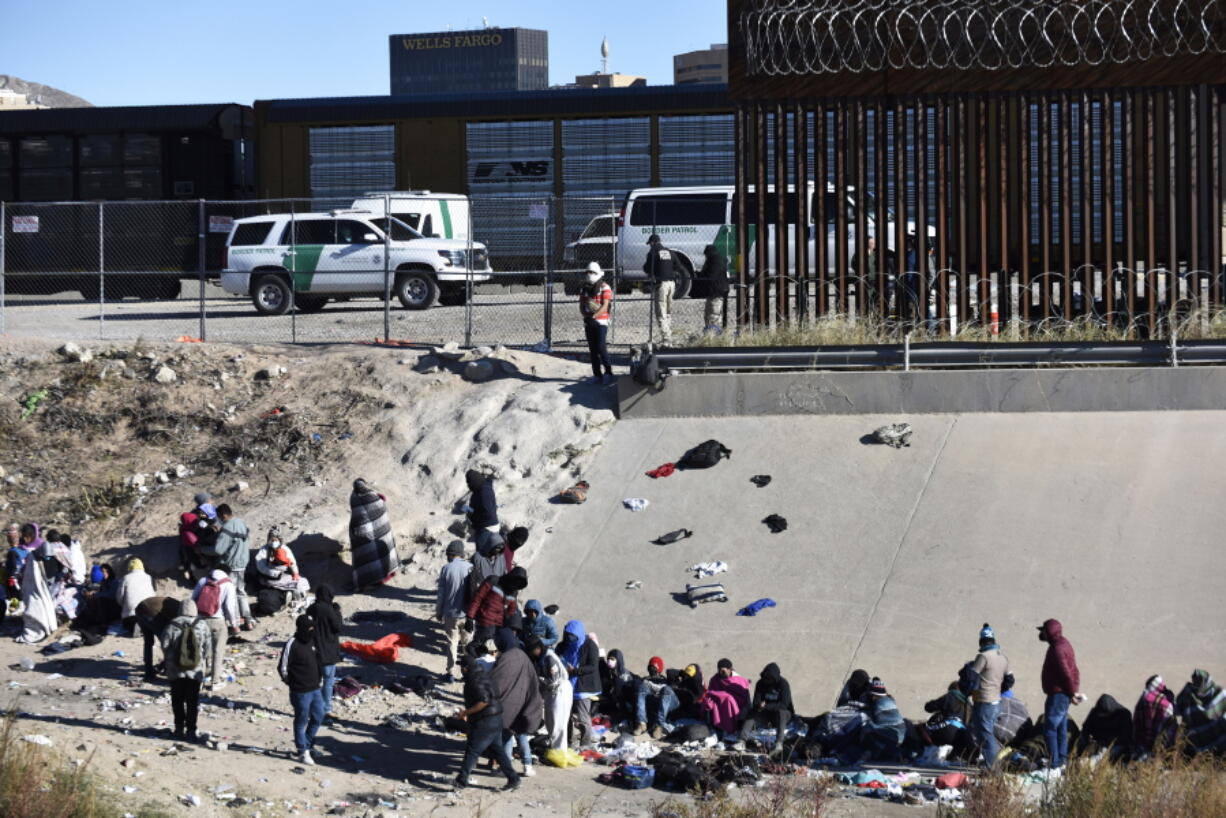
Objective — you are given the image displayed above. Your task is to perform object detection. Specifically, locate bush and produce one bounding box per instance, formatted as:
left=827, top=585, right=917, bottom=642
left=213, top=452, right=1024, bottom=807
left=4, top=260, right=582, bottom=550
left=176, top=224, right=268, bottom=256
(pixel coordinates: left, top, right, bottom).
left=649, top=776, right=835, bottom=818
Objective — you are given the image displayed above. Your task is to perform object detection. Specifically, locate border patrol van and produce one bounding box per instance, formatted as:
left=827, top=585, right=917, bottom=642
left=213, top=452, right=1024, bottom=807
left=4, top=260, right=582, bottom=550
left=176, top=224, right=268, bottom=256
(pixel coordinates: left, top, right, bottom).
left=615, top=184, right=905, bottom=298
left=350, top=191, right=470, bottom=241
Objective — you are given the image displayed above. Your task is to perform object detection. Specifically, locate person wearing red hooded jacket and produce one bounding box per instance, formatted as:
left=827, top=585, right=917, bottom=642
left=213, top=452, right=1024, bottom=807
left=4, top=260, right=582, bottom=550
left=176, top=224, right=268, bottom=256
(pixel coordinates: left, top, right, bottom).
left=1038, top=618, right=1082, bottom=773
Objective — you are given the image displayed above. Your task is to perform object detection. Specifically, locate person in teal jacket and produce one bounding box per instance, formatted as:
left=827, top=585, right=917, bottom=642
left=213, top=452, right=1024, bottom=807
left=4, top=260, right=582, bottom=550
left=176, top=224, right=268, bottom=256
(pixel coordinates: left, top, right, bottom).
left=523, top=599, right=558, bottom=648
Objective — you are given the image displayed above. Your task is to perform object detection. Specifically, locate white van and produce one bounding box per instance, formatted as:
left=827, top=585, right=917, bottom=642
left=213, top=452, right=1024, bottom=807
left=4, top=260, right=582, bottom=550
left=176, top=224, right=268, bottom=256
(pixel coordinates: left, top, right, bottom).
left=350, top=191, right=470, bottom=241
left=616, top=184, right=906, bottom=298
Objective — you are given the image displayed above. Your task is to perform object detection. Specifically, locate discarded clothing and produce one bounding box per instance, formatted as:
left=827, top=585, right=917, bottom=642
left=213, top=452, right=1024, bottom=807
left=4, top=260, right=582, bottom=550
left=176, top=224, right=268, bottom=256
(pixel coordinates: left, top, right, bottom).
left=558, top=481, right=589, bottom=504
left=685, top=583, right=727, bottom=608
left=339, top=632, right=413, bottom=664
left=872, top=423, right=913, bottom=448
left=653, top=528, right=692, bottom=545
left=736, top=598, right=777, bottom=617
left=646, top=463, right=676, bottom=479
left=333, top=676, right=365, bottom=699
left=624, top=580, right=643, bottom=590
left=935, top=772, right=967, bottom=789
left=763, top=514, right=788, bottom=533
left=750, top=475, right=772, bottom=488
left=623, top=498, right=650, bottom=512
left=690, top=561, right=728, bottom=579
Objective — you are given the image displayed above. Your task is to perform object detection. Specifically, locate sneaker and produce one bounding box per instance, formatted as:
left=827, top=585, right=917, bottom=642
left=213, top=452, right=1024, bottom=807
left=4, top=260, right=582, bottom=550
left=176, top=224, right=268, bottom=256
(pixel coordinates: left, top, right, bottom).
left=210, top=681, right=228, bottom=692
left=632, top=722, right=647, bottom=737
left=501, top=778, right=521, bottom=792
left=443, top=672, right=457, bottom=684
left=648, top=725, right=663, bottom=740
left=452, top=775, right=469, bottom=790
left=522, top=764, right=536, bottom=777
left=602, top=373, right=616, bottom=385
left=240, top=621, right=255, bottom=632
left=298, top=750, right=315, bottom=766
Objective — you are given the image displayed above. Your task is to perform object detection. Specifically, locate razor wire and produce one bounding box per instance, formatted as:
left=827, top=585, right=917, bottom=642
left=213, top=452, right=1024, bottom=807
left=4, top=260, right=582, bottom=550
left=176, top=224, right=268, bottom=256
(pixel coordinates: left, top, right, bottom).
left=740, top=0, right=1226, bottom=76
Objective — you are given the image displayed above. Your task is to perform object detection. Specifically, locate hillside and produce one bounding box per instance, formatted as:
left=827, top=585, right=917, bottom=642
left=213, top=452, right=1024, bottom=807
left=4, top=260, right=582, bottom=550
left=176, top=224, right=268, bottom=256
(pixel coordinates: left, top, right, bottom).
left=0, top=75, right=92, bottom=108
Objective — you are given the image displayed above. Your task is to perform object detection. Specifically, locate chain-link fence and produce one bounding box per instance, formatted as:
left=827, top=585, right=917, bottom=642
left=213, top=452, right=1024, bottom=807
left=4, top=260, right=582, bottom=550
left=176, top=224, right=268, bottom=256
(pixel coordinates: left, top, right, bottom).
left=3, top=195, right=1221, bottom=350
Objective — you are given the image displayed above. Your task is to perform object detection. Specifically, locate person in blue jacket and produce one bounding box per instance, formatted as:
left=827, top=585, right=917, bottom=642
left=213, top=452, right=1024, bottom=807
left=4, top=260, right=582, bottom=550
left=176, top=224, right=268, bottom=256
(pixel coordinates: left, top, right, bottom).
left=523, top=599, right=558, bottom=648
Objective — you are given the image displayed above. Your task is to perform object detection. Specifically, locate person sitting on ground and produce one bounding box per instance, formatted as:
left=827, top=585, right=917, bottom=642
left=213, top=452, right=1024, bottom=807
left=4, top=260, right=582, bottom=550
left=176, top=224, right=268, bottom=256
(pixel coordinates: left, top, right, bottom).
left=436, top=540, right=472, bottom=684
left=191, top=569, right=239, bottom=690
left=492, top=628, right=543, bottom=779
left=671, top=664, right=706, bottom=720
left=254, top=528, right=308, bottom=598
left=837, top=669, right=873, bottom=709
left=560, top=619, right=601, bottom=750
left=739, top=663, right=795, bottom=756
left=348, top=479, right=401, bottom=590
left=307, top=584, right=342, bottom=718
left=464, top=470, right=500, bottom=552
left=522, top=599, right=558, bottom=649
left=454, top=650, right=520, bottom=792
left=134, top=595, right=181, bottom=681
left=1132, top=675, right=1176, bottom=759
left=599, top=648, right=639, bottom=723
left=467, top=566, right=526, bottom=645
left=1176, top=669, right=1226, bottom=755
left=528, top=635, right=572, bottom=751
left=995, top=673, right=1033, bottom=751
left=1075, top=694, right=1134, bottom=758
left=633, top=657, right=682, bottom=739
left=160, top=598, right=211, bottom=742
left=179, top=492, right=218, bottom=579
left=117, top=557, right=154, bottom=636
left=702, top=658, right=751, bottom=739
left=41, top=529, right=79, bottom=621
left=278, top=614, right=325, bottom=766
left=923, top=679, right=973, bottom=759
left=860, top=677, right=906, bottom=762
left=59, top=532, right=86, bottom=587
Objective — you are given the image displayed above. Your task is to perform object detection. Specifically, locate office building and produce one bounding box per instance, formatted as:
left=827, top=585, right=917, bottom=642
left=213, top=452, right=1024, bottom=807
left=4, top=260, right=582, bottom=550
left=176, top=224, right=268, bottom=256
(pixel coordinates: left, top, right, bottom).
left=674, top=44, right=728, bottom=85
left=388, top=28, right=548, bottom=96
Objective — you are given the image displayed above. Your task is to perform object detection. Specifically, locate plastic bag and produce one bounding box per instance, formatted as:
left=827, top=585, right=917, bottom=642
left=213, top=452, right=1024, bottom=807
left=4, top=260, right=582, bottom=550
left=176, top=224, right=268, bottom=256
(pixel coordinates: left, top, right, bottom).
left=544, top=747, right=584, bottom=768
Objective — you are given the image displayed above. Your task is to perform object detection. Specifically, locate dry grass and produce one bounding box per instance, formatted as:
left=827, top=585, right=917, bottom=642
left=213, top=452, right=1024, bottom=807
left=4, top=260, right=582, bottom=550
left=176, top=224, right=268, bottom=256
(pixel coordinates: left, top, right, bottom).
left=684, top=308, right=1226, bottom=348
left=649, top=776, right=835, bottom=818
left=0, top=712, right=169, bottom=818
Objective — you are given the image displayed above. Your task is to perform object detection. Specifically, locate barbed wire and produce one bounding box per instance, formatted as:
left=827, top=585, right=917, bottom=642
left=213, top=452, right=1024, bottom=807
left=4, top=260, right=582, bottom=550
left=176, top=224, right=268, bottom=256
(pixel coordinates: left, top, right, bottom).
left=740, top=0, right=1226, bottom=76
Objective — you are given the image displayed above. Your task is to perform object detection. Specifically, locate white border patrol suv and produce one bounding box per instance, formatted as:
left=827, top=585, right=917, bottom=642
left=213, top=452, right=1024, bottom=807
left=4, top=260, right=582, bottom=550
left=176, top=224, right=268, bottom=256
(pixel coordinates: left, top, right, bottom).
left=220, top=210, right=491, bottom=315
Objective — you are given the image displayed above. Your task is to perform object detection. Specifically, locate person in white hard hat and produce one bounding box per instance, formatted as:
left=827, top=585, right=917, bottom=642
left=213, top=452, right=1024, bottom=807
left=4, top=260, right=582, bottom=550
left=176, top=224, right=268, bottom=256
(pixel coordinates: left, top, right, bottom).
left=579, top=262, right=614, bottom=385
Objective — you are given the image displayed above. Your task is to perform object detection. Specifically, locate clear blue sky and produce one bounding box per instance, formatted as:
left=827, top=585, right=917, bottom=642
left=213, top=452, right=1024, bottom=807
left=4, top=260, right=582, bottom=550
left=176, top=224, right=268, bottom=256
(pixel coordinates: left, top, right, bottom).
left=1, top=0, right=727, bottom=106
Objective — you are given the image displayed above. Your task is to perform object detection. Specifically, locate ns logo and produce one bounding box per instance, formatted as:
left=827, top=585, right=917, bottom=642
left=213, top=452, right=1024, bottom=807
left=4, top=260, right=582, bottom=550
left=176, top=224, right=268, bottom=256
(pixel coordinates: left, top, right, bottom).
left=472, top=160, right=551, bottom=182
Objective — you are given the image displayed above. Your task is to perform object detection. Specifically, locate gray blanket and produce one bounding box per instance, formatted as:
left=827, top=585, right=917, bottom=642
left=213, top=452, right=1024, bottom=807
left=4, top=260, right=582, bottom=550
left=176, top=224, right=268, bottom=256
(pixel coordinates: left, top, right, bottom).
left=492, top=646, right=544, bottom=734
left=349, top=480, right=400, bottom=589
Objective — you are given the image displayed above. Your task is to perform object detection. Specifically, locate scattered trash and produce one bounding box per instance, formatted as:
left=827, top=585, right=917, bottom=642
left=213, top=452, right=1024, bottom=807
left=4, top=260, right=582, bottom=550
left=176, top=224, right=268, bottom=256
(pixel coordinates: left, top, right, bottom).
left=623, top=498, right=649, bottom=512
left=112, top=650, right=125, bottom=658
left=690, top=560, right=728, bottom=579
left=750, top=475, right=772, bottom=488
left=646, top=462, right=676, bottom=478
left=736, top=598, right=777, bottom=617
left=21, top=734, right=52, bottom=746
left=624, top=580, right=643, bottom=591
left=18, top=657, right=35, bottom=671
left=180, top=794, right=202, bottom=808
left=653, top=528, right=692, bottom=545
left=762, top=514, right=788, bottom=533
left=871, top=423, right=913, bottom=449
left=557, top=480, right=589, bottom=504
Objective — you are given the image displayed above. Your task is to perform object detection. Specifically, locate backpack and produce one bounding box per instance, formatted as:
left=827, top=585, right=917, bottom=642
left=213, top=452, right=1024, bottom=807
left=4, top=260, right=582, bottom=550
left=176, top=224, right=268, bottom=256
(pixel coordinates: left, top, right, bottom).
left=614, top=764, right=655, bottom=789
left=196, top=578, right=225, bottom=617
left=678, top=440, right=731, bottom=469
left=178, top=622, right=203, bottom=672
left=667, top=722, right=712, bottom=744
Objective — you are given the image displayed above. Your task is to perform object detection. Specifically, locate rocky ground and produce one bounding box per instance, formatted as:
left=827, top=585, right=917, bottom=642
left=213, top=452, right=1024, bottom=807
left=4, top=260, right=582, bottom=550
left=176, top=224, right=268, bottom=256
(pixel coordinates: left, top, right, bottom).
left=0, top=337, right=930, bottom=817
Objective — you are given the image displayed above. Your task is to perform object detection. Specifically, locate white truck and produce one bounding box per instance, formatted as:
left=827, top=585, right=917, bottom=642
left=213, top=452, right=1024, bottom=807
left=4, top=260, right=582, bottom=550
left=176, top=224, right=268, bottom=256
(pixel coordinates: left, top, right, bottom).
left=350, top=191, right=471, bottom=241
left=220, top=210, right=490, bottom=315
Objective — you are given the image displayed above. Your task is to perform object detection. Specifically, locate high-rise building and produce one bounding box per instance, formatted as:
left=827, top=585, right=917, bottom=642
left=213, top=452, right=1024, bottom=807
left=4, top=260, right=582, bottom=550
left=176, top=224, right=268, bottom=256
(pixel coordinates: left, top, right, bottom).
left=674, top=44, right=728, bottom=85
left=389, top=28, right=548, bottom=96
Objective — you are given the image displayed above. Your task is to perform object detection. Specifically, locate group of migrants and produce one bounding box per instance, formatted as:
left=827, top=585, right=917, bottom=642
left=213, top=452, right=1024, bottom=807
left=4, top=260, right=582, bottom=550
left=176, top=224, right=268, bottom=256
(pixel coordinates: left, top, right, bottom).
left=436, top=472, right=1226, bottom=790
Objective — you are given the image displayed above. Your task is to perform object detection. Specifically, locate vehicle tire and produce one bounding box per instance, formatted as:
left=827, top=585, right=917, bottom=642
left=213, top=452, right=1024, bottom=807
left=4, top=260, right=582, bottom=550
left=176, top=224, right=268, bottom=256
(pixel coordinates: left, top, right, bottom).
left=78, top=280, right=101, bottom=302
left=251, top=274, right=292, bottom=316
left=293, top=295, right=328, bottom=313
left=673, top=259, right=693, bottom=300
left=395, top=270, right=438, bottom=310
left=152, top=278, right=181, bottom=301
left=438, top=286, right=467, bottom=307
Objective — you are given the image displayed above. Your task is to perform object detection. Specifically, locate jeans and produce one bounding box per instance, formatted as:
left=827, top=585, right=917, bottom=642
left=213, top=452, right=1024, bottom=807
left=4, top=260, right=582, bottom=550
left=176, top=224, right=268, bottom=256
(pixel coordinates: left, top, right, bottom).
left=1044, top=693, right=1071, bottom=769
left=459, top=716, right=518, bottom=784
left=583, top=320, right=612, bottom=377
left=135, top=611, right=158, bottom=676
left=320, top=664, right=337, bottom=714
left=635, top=683, right=680, bottom=731
left=503, top=729, right=533, bottom=769
left=653, top=280, right=675, bottom=343
left=290, top=687, right=326, bottom=753
left=170, top=677, right=202, bottom=735
left=971, top=701, right=1001, bottom=767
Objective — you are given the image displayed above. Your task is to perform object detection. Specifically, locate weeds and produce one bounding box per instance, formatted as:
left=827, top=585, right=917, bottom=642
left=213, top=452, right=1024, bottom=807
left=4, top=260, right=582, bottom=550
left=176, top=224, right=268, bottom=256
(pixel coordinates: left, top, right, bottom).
left=650, top=776, right=835, bottom=818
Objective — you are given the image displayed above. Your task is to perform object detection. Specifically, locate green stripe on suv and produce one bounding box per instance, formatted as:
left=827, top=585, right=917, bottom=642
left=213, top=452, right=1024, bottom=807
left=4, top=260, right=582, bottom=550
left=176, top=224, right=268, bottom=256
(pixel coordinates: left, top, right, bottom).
left=281, top=245, right=324, bottom=290
left=439, top=200, right=454, bottom=239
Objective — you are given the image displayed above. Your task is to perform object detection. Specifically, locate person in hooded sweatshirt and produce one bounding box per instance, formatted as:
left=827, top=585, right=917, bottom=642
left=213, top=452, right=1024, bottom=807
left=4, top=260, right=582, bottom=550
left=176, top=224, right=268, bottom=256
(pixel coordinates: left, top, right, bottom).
left=739, top=663, right=794, bottom=755
left=307, top=583, right=342, bottom=717
left=492, top=628, right=543, bottom=778
left=1133, top=674, right=1176, bottom=758
left=837, top=669, right=873, bottom=709
left=464, top=470, right=499, bottom=552
left=160, top=598, right=211, bottom=741
left=1076, top=693, right=1134, bottom=758
left=861, top=677, right=906, bottom=761
left=968, top=623, right=1010, bottom=767
left=700, top=244, right=730, bottom=331
left=559, top=619, right=600, bottom=749
left=467, top=566, right=526, bottom=645
left=1037, top=618, right=1082, bottom=774
left=702, top=658, right=751, bottom=738
left=117, top=556, right=155, bottom=635
left=522, top=599, right=558, bottom=648
left=278, top=615, right=325, bottom=765
left=528, top=635, right=573, bottom=751
left=1177, top=670, right=1226, bottom=754
left=633, top=656, right=682, bottom=738
left=455, top=651, right=520, bottom=792
left=435, top=540, right=472, bottom=683
left=598, top=648, right=638, bottom=722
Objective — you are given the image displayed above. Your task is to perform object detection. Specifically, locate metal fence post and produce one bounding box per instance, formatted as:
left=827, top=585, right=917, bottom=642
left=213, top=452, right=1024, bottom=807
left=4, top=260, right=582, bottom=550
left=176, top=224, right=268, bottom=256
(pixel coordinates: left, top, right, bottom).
left=197, top=199, right=207, bottom=342
left=98, top=202, right=105, bottom=340
left=383, top=193, right=391, bottom=343
left=464, top=204, right=473, bottom=347
left=0, top=200, right=5, bottom=337
left=543, top=196, right=553, bottom=349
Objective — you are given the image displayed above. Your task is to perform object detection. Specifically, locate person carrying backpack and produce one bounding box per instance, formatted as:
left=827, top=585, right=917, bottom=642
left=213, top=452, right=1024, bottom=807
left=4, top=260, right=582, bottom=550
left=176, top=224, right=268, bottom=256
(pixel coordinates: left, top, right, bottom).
left=160, top=598, right=212, bottom=741
left=191, top=569, right=238, bottom=691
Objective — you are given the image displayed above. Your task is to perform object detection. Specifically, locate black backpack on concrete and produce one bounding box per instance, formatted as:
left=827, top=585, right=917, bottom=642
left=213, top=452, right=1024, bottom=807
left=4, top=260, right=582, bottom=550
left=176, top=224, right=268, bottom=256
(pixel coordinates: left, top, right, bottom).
left=679, top=440, right=732, bottom=470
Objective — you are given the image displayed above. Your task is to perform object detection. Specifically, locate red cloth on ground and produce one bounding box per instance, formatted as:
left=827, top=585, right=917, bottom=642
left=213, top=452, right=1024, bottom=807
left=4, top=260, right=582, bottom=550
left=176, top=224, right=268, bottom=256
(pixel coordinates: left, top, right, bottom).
left=646, top=463, right=676, bottom=478
left=340, top=632, right=413, bottom=663
left=935, top=772, right=968, bottom=789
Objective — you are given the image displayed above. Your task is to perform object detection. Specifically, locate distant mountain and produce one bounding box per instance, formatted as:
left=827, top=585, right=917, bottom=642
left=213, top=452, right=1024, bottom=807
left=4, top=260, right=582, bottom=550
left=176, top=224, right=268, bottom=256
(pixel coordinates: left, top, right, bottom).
left=0, top=75, right=92, bottom=108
